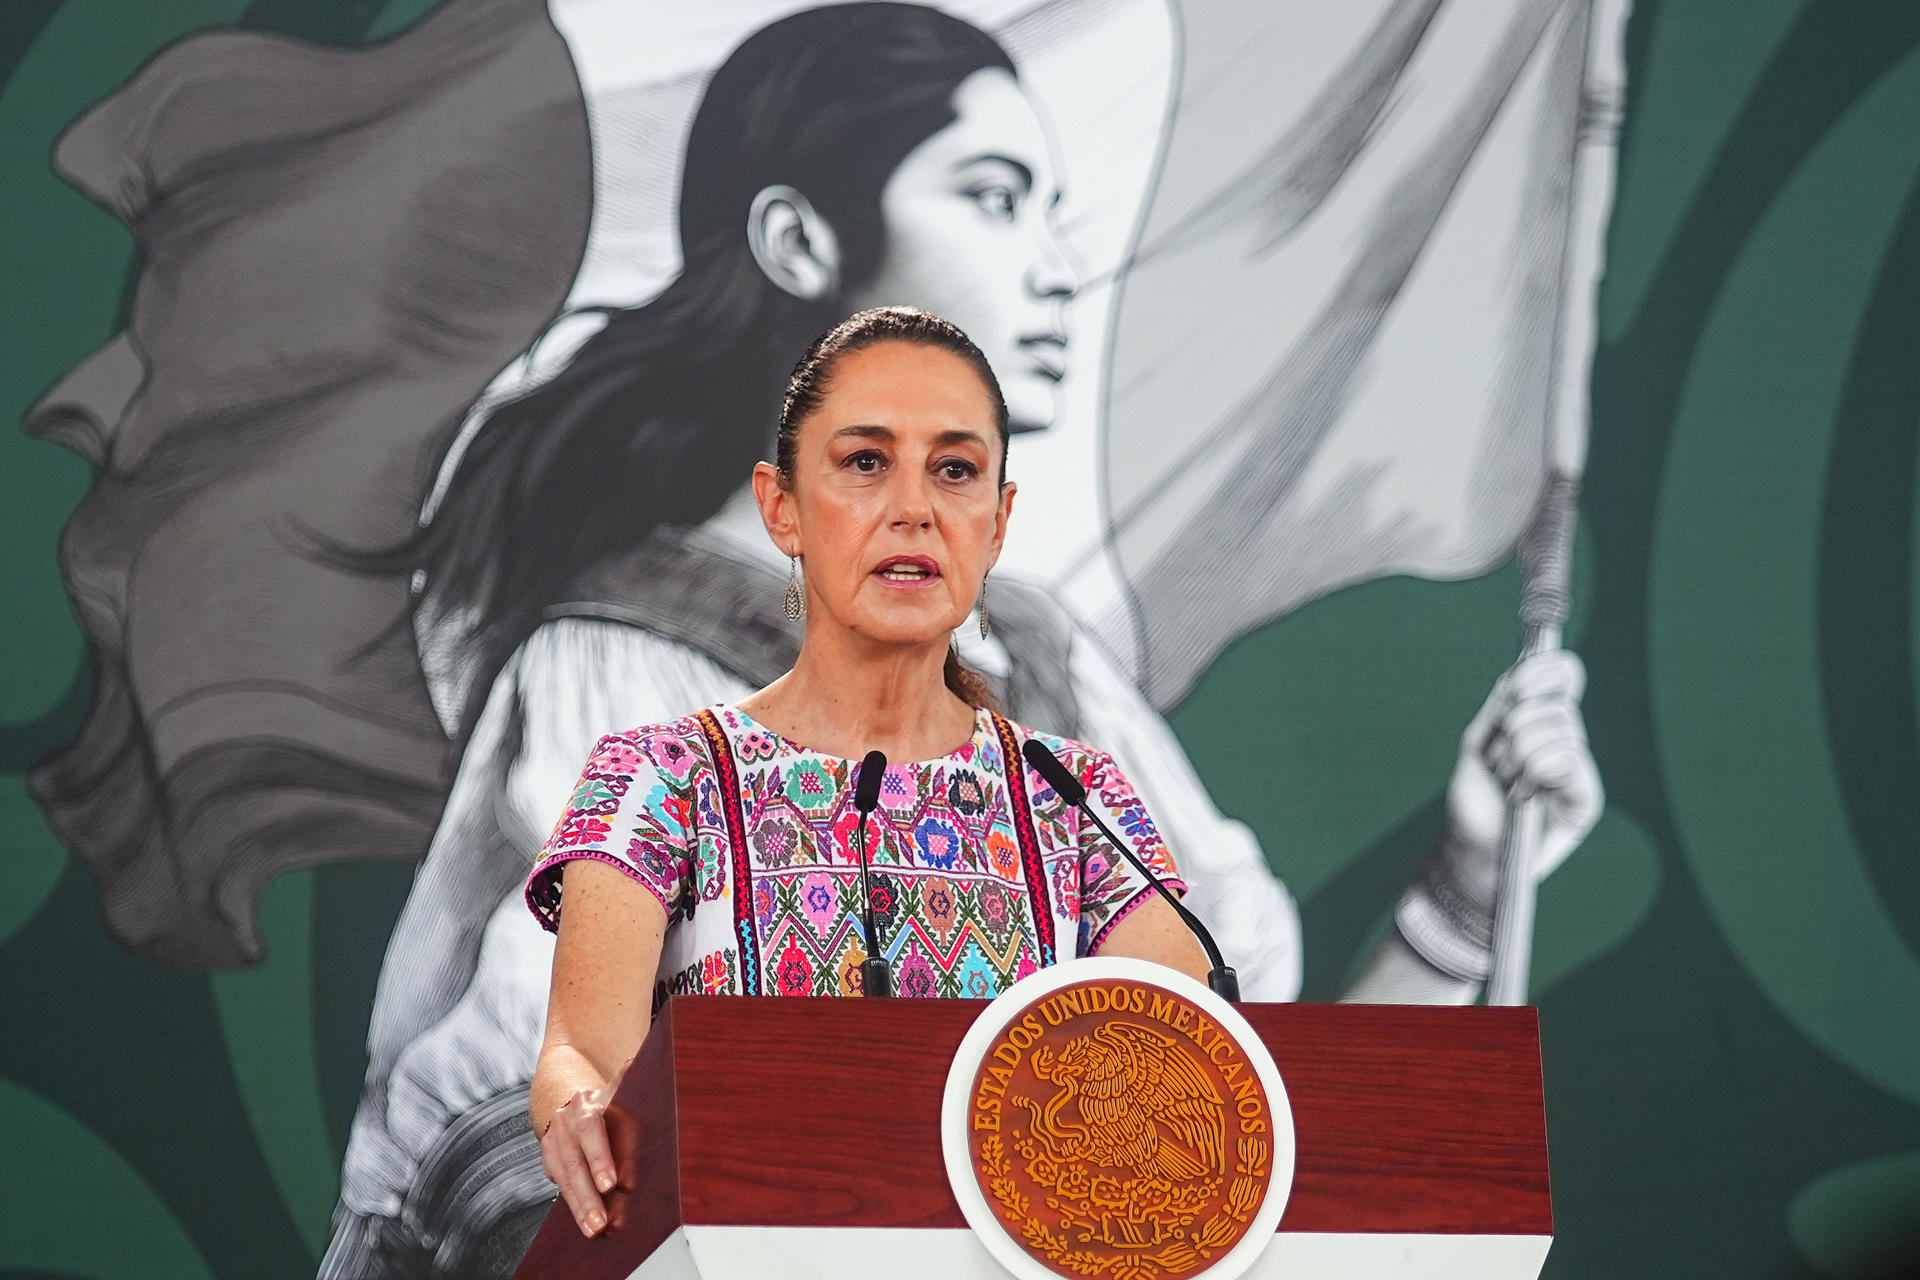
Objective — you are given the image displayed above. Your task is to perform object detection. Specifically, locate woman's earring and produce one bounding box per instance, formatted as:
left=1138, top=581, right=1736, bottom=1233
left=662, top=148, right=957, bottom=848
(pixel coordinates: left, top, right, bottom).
left=783, top=555, right=805, bottom=621
left=978, top=575, right=991, bottom=639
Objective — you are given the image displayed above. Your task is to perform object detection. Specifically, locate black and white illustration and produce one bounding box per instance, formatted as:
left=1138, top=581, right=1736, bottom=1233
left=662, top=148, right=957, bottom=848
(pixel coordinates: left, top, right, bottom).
left=21, top=2, right=1624, bottom=1275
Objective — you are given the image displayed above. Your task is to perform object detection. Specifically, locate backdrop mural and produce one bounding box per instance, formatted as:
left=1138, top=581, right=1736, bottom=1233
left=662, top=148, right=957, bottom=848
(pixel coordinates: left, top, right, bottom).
left=1, top=1, right=1917, bottom=1278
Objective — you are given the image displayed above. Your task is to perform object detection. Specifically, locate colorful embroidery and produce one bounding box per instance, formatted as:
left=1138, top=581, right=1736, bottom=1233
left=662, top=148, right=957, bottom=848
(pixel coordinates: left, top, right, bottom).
left=693, top=707, right=761, bottom=995
left=992, top=711, right=1058, bottom=969
left=523, top=706, right=1185, bottom=1000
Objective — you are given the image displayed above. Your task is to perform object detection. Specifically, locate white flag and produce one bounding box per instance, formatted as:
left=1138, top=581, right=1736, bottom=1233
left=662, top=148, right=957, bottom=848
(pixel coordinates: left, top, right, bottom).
left=1072, top=0, right=1625, bottom=704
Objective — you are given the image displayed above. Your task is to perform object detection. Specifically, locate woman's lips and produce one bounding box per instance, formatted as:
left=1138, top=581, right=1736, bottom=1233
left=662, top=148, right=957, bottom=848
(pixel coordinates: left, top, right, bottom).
left=1019, top=333, right=1068, bottom=382
left=873, top=555, right=941, bottom=589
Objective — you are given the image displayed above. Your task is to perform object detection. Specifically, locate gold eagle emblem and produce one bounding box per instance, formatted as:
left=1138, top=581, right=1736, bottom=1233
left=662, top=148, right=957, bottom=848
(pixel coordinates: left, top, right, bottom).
left=965, top=976, right=1276, bottom=1277
left=1013, top=1020, right=1227, bottom=1184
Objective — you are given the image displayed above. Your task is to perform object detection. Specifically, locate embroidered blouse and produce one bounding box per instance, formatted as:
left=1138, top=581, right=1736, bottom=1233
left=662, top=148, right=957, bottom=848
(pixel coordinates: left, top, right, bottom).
left=524, top=704, right=1185, bottom=1001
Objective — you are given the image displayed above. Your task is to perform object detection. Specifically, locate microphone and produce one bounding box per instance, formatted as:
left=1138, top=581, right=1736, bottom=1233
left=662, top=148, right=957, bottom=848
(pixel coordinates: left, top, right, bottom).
left=853, top=750, right=892, bottom=997
left=1020, top=738, right=1241, bottom=1001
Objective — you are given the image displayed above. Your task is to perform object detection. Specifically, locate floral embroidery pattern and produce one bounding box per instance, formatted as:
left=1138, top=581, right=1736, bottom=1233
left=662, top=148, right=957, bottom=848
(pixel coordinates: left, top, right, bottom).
left=695, top=830, right=727, bottom=901
left=979, top=881, right=1013, bottom=936
left=783, top=758, right=840, bottom=817
left=955, top=940, right=997, bottom=998
left=896, top=944, right=939, bottom=1000
left=865, top=872, right=902, bottom=939
left=625, top=831, right=680, bottom=892
left=558, top=813, right=611, bottom=846
left=657, top=945, right=739, bottom=1004
left=775, top=933, right=813, bottom=996
left=750, top=808, right=807, bottom=869
left=948, top=768, right=987, bottom=818
left=587, top=738, right=644, bottom=777
left=986, top=829, right=1020, bottom=880
left=523, top=710, right=1184, bottom=1000
left=567, top=776, right=616, bottom=813
left=735, top=728, right=782, bottom=764
left=914, top=814, right=965, bottom=871
left=800, top=871, right=839, bottom=938
left=1051, top=854, right=1083, bottom=921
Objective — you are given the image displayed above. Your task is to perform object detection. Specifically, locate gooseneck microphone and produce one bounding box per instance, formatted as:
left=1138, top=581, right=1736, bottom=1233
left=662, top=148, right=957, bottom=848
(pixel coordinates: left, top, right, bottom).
left=853, top=750, right=892, bottom=997
left=1020, top=738, right=1241, bottom=1001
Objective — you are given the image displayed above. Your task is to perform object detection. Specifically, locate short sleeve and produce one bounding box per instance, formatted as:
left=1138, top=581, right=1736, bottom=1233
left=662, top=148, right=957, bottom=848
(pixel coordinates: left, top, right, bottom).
left=1077, top=751, right=1188, bottom=953
left=523, top=728, right=703, bottom=931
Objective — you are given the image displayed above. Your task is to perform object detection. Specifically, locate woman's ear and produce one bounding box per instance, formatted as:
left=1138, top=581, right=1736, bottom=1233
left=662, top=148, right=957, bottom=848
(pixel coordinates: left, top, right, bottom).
left=987, top=480, right=1017, bottom=568
left=747, top=185, right=841, bottom=301
left=752, top=460, right=800, bottom=554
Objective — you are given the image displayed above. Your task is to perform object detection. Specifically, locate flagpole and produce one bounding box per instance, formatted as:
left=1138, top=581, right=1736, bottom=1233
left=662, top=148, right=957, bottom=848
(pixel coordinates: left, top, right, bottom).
left=1484, top=0, right=1625, bottom=1007
left=1486, top=473, right=1578, bottom=1007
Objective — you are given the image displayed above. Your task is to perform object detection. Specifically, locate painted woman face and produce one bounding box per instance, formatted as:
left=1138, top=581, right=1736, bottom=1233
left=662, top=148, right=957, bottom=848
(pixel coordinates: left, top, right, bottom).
left=761, top=340, right=1015, bottom=649
left=845, top=67, right=1078, bottom=434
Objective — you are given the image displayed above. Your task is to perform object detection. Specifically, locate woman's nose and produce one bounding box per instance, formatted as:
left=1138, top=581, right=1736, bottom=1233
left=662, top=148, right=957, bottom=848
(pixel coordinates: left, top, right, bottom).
left=1027, top=220, right=1080, bottom=302
left=889, top=468, right=936, bottom=527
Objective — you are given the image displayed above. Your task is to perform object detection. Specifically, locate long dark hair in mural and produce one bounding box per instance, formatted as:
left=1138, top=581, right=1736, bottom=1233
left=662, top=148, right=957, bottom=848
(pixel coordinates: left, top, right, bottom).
left=396, top=5, right=1021, bottom=733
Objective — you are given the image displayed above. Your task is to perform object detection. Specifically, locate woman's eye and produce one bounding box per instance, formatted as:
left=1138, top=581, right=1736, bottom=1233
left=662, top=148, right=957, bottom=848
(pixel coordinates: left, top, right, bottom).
left=847, top=450, right=884, bottom=473
left=969, top=185, right=1018, bottom=222
left=939, top=459, right=980, bottom=481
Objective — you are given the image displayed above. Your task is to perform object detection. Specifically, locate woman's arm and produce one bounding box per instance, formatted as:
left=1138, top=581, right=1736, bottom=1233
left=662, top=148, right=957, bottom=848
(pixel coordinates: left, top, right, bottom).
left=1096, top=894, right=1212, bottom=987
left=531, top=859, right=669, bottom=1237
left=1068, top=742, right=1215, bottom=989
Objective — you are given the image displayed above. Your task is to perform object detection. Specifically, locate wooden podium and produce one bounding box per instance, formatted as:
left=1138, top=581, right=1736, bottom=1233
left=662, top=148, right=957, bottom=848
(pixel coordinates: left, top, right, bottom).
left=515, top=997, right=1551, bottom=1279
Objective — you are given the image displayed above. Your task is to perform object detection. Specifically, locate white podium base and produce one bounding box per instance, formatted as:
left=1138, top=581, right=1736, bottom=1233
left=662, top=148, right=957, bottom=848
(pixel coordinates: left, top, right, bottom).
left=629, top=1225, right=1551, bottom=1280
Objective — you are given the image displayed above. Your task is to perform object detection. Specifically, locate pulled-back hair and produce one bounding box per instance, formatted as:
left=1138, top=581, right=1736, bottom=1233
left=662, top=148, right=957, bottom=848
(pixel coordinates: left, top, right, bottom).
left=385, top=5, right=1016, bottom=733
left=778, top=305, right=1010, bottom=482
left=778, top=306, right=1010, bottom=710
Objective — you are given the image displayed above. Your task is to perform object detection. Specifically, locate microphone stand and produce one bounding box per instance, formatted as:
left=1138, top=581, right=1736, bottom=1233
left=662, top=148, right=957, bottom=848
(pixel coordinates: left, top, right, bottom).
left=1021, top=740, right=1240, bottom=1001
left=853, top=750, right=892, bottom=997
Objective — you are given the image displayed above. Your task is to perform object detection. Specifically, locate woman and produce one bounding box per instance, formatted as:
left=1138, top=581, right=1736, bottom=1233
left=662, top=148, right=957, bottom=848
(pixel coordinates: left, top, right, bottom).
left=527, top=305, right=1207, bottom=1236
left=327, top=4, right=1598, bottom=1273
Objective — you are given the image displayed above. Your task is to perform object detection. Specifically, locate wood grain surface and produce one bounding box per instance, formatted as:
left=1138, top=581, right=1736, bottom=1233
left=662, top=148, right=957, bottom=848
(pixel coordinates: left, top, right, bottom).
left=516, top=997, right=1549, bottom=1278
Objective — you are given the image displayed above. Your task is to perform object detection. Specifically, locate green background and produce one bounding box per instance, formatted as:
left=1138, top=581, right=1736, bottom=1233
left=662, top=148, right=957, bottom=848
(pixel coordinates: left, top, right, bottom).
left=3, top=1, right=1918, bottom=1276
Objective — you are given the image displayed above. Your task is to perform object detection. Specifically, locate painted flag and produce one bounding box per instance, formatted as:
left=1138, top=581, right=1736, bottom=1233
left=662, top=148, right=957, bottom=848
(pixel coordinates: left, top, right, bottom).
left=1078, top=0, right=1627, bottom=705
left=24, top=0, right=594, bottom=966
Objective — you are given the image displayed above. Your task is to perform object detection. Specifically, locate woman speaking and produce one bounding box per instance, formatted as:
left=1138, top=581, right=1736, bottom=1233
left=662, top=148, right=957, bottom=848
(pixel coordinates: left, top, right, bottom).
left=524, top=306, right=1207, bottom=1237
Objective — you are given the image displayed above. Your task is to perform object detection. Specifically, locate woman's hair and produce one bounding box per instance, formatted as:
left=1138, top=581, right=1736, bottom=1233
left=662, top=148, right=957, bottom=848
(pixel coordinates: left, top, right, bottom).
left=391, top=4, right=1016, bottom=732
left=779, top=306, right=1009, bottom=709
left=778, top=305, right=1009, bottom=481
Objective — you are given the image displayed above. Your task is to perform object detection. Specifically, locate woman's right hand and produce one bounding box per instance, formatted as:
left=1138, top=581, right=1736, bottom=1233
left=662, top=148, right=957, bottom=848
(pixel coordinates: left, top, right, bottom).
left=538, top=1056, right=633, bottom=1237
left=530, top=859, right=669, bottom=1236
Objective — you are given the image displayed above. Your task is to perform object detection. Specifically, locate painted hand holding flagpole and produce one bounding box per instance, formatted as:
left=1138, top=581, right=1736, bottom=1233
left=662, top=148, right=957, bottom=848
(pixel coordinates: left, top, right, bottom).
left=1487, top=472, right=1585, bottom=1006
left=1393, top=609, right=1601, bottom=1002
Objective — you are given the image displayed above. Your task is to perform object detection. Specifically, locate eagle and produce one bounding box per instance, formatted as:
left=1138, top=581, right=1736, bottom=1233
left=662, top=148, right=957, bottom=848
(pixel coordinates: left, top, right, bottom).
left=1014, top=1020, right=1227, bottom=1183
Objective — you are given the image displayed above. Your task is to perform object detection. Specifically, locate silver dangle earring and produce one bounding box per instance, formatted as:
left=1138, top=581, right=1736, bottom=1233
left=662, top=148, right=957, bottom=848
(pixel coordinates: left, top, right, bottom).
left=978, top=574, right=991, bottom=639
left=783, top=555, right=805, bottom=621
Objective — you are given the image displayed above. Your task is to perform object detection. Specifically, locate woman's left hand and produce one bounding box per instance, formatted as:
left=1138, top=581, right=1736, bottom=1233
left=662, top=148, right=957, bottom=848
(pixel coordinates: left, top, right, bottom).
left=1440, top=649, right=1604, bottom=902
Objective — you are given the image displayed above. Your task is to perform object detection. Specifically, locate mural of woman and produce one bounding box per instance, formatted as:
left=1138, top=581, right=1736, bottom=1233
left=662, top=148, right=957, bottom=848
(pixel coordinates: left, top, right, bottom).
left=321, top=6, right=1165, bottom=1274
left=319, top=5, right=1602, bottom=1277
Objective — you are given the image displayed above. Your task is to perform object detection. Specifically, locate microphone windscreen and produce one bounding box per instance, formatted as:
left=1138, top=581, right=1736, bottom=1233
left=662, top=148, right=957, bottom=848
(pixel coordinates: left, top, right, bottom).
left=1021, top=738, right=1088, bottom=805
left=854, top=749, right=887, bottom=813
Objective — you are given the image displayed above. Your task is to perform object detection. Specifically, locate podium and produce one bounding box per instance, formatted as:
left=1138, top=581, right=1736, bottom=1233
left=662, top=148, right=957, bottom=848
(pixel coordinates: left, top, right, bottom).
left=515, top=997, right=1551, bottom=1279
